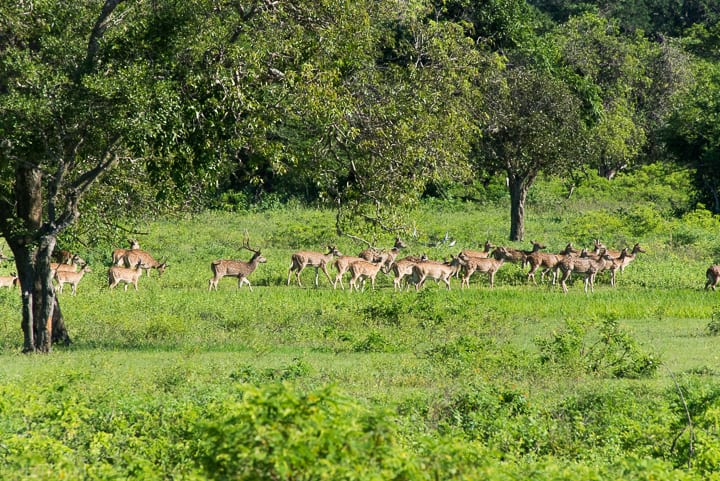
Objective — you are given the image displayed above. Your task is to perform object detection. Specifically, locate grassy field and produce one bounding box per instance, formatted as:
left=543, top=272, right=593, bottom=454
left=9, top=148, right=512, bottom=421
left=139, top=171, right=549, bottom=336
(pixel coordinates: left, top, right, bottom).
left=1, top=171, right=720, bottom=479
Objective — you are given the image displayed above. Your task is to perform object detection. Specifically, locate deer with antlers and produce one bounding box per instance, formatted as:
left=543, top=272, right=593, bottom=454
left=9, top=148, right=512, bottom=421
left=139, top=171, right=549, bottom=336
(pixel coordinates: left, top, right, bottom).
left=287, top=245, right=342, bottom=287
left=208, top=238, right=267, bottom=291
left=358, top=237, right=407, bottom=269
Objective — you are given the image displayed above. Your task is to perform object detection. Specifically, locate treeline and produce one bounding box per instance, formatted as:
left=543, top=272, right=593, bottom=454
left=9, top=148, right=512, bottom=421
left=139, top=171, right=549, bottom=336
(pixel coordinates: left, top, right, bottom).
left=2, top=1, right=720, bottom=251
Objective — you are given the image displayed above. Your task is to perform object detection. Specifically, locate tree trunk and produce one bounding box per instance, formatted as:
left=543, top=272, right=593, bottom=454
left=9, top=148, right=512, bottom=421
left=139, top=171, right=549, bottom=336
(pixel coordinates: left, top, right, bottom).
left=8, top=235, right=71, bottom=352
left=0, top=162, right=71, bottom=352
left=508, top=176, right=528, bottom=241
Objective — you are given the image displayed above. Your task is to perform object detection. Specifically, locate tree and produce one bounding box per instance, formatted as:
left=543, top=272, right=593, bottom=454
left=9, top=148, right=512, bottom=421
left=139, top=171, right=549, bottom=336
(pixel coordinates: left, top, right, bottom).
left=664, top=59, right=720, bottom=213
left=475, top=64, right=588, bottom=240
left=0, top=1, right=221, bottom=352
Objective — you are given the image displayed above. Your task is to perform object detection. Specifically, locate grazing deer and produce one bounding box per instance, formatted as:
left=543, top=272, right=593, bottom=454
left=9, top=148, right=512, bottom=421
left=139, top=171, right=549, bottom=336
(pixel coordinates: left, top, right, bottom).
left=208, top=240, right=267, bottom=291
left=0, top=273, right=18, bottom=289
left=411, top=256, right=461, bottom=291
left=112, top=239, right=141, bottom=266
left=525, top=243, right=579, bottom=285
left=389, top=255, right=427, bottom=291
left=108, top=260, right=144, bottom=291
left=706, top=265, right=720, bottom=290
left=55, top=265, right=92, bottom=295
left=348, top=259, right=385, bottom=292
left=458, top=247, right=508, bottom=288
left=122, top=249, right=167, bottom=277
left=51, top=253, right=85, bottom=275
left=287, top=245, right=342, bottom=287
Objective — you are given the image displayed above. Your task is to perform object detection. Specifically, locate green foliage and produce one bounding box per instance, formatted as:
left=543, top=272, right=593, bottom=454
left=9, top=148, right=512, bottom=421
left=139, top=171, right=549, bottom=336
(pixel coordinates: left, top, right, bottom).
left=191, top=383, right=420, bottom=480
left=535, top=317, right=660, bottom=379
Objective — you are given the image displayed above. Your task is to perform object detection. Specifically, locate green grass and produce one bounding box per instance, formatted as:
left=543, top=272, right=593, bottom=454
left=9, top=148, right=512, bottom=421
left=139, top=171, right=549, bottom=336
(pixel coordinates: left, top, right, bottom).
left=2, top=177, right=720, bottom=479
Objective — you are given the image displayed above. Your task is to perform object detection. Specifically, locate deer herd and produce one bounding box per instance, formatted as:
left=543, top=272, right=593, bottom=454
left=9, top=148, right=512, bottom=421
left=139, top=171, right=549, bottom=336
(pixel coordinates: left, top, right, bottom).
left=282, top=237, right=649, bottom=294
left=0, top=233, right=718, bottom=294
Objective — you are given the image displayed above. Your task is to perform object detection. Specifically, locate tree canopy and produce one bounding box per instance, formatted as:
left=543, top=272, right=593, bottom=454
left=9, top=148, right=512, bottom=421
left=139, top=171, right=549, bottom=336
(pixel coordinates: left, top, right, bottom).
left=1, top=0, right=720, bottom=348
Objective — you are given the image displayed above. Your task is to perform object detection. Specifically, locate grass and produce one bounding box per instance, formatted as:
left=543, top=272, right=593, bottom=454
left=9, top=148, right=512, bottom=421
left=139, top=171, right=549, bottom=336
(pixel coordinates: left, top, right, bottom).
left=2, top=171, right=720, bottom=478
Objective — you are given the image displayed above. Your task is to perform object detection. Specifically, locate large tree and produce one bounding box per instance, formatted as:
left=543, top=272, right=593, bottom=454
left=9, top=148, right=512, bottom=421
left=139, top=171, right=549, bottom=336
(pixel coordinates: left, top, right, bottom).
left=0, top=0, right=223, bottom=352
left=476, top=64, right=589, bottom=241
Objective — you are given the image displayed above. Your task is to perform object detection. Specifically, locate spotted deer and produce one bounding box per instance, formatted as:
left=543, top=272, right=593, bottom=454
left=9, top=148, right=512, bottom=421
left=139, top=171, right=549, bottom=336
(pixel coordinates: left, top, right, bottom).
left=500, top=240, right=546, bottom=268
left=112, top=239, right=141, bottom=266
left=458, top=247, right=508, bottom=288
left=525, top=243, right=580, bottom=285
left=389, top=255, right=428, bottom=291
left=123, top=249, right=167, bottom=277
left=108, top=260, right=144, bottom=291
left=208, top=240, right=267, bottom=291
left=55, top=265, right=92, bottom=295
left=706, top=265, right=720, bottom=290
left=616, top=243, right=645, bottom=273
left=459, top=240, right=496, bottom=260
left=359, top=237, right=407, bottom=272
left=287, top=245, right=342, bottom=287
left=51, top=253, right=86, bottom=275
left=0, top=273, right=18, bottom=289
left=411, top=256, right=462, bottom=291
left=332, top=254, right=368, bottom=290
left=348, top=259, right=385, bottom=292
left=558, top=250, right=618, bottom=293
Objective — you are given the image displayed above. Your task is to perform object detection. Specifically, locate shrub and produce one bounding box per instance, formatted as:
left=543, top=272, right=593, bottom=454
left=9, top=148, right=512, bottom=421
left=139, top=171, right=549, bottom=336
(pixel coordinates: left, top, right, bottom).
left=191, top=383, right=422, bottom=480
left=535, top=317, right=660, bottom=379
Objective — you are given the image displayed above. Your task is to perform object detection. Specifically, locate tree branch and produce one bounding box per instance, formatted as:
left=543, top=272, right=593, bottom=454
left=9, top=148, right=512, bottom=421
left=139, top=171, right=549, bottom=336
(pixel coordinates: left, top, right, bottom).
left=76, top=0, right=125, bottom=82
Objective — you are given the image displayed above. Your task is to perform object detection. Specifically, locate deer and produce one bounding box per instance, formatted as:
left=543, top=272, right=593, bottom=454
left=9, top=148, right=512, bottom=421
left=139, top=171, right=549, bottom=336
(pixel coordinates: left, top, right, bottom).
left=55, top=265, right=92, bottom=295
left=122, top=249, right=167, bottom=277
left=525, top=243, right=580, bottom=285
left=50, top=253, right=86, bottom=275
left=347, top=259, right=385, bottom=292
left=389, top=255, right=428, bottom=291
left=287, top=245, right=342, bottom=287
left=616, top=243, right=645, bottom=273
left=0, top=273, right=18, bottom=289
left=705, top=265, right=720, bottom=290
left=112, top=239, right=141, bottom=266
left=411, top=256, right=462, bottom=291
left=459, top=240, right=496, bottom=260
left=458, top=247, right=508, bottom=288
left=332, top=254, right=369, bottom=290
left=593, top=239, right=622, bottom=258
left=358, top=237, right=407, bottom=272
left=558, top=250, right=618, bottom=293
left=500, top=240, right=546, bottom=268
left=108, top=259, right=144, bottom=291
left=208, top=240, right=267, bottom=291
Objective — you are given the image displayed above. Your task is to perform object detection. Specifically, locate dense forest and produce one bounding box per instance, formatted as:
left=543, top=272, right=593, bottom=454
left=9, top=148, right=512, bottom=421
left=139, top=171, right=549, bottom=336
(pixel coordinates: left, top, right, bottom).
left=1, top=0, right=720, bottom=350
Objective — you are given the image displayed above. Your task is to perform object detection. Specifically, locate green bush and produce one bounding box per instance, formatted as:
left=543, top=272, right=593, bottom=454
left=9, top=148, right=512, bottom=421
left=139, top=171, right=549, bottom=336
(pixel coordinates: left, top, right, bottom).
left=191, top=383, right=421, bottom=480
left=535, top=317, right=660, bottom=379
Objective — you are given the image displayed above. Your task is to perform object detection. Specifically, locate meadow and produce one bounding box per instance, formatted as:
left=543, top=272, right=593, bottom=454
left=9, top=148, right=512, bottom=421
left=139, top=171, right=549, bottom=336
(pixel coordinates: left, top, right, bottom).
left=1, top=166, right=720, bottom=480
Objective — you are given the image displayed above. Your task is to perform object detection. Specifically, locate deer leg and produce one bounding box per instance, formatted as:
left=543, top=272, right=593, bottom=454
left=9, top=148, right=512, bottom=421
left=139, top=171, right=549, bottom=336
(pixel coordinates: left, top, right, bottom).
left=560, top=270, right=570, bottom=294
left=320, top=264, right=333, bottom=286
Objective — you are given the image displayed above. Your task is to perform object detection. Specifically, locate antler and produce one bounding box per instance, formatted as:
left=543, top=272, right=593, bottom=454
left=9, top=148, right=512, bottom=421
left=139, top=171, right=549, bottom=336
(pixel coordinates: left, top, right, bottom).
left=242, top=230, right=261, bottom=254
